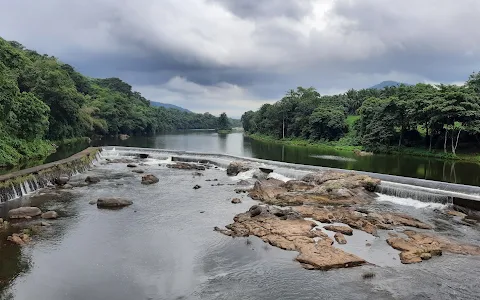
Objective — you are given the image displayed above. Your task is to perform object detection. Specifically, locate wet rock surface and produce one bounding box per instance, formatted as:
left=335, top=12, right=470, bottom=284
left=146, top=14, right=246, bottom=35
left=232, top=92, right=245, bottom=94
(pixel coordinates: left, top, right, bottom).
left=7, top=233, right=31, bottom=245
left=226, top=161, right=251, bottom=176
left=132, top=169, right=145, bottom=174
left=167, top=162, right=206, bottom=171
left=215, top=205, right=366, bottom=270
left=324, top=225, right=353, bottom=236
left=334, top=232, right=347, bottom=244
left=141, top=174, right=159, bottom=185
left=231, top=198, right=242, bottom=204
left=8, top=207, right=42, bottom=219
left=85, top=176, right=100, bottom=184
left=97, top=197, right=133, bottom=208
left=41, top=211, right=58, bottom=219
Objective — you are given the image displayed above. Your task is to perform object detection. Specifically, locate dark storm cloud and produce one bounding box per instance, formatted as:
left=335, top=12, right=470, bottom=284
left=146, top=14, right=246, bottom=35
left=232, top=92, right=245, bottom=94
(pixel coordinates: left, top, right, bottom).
left=1, top=0, right=480, bottom=115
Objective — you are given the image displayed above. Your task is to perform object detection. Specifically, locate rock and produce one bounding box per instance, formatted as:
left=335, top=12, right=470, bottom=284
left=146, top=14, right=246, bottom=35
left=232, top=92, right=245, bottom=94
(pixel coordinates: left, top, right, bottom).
left=226, top=161, right=251, bottom=176
left=7, top=233, right=27, bottom=245
left=334, top=232, right=347, bottom=244
left=215, top=205, right=366, bottom=270
left=231, top=198, right=242, bottom=204
left=127, top=163, right=138, bottom=168
left=447, top=210, right=467, bottom=218
left=8, top=207, right=42, bottom=219
left=141, top=174, right=159, bottom=185
left=89, top=200, right=98, bottom=205
left=97, top=197, right=133, bottom=208
left=55, top=176, right=70, bottom=186
left=132, top=169, right=145, bottom=174
left=353, top=149, right=373, bottom=156
left=61, top=184, right=73, bottom=189
left=237, top=180, right=251, bottom=186
left=41, top=211, right=58, bottom=219
left=282, top=180, right=315, bottom=192
left=463, top=218, right=477, bottom=225
left=253, top=170, right=268, bottom=180
left=41, top=221, right=51, bottom=227
left=259, top=167, right=274, bottom=174
left=167, top=162, right=206, bottom=171
left=193, top=185, right=201, bottom=190
left=119, top=134, right=130, bottom=140
left=324, top=225, right=353, bottom=236
left=366, top=243, right=372, bottom=247
left=138, top=153, right=149, bottom=159
left=192, top=172, right=203, bottom=177
left=85, top=176, right=100, bottom=184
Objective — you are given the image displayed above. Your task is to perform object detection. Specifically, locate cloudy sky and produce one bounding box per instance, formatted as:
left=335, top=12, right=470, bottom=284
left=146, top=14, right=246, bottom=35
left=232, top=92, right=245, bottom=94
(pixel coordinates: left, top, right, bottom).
left=1, top=0, right=480, bottom=117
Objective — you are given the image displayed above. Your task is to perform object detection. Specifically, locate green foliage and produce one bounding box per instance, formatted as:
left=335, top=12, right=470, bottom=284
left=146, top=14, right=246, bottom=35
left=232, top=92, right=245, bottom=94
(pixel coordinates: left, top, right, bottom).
left=0, top=36, right=227, bottom=166
left=217, top=112, right=231, bottom=130
left=245, top=79, right=480, bottom=157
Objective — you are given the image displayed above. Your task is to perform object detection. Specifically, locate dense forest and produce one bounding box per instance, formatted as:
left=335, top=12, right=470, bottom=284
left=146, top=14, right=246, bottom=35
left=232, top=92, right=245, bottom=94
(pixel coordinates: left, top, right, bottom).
left=242, top=74, right=480, bottom=156
left=0, top=37, right=233, bottom=166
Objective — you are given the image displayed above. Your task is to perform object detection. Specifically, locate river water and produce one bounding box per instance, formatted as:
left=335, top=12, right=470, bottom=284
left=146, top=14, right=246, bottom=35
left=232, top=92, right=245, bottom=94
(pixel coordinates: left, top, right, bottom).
left=82, top=130, right=480, bottom=187
left=1, top=149, right=480, bottom=299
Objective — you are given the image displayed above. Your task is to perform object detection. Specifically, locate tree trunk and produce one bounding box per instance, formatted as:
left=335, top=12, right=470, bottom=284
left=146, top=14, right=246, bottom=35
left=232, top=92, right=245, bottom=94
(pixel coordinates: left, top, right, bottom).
left=429, top=129, right=433, bottom=152
left=451, top=129, right=455, bottom=155
left=398, top=125, right=403, bottom=147
left=282, top=117, right=285, bottom=139
left=425, top=126, right=429, bottom=149
left=454, top=129, right=462, bottom=155
left=444, top=129, right=448, bottom=153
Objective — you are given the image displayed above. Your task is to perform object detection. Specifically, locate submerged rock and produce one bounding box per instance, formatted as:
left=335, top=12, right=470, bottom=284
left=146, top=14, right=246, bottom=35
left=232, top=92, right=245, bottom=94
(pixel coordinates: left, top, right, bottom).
left=226, top=161, right=251, bottom=176
left=215, top=205, right=366, bottom=270
left=8, top=207, right=42, bottom=219
left=141, top=174, right=159, bottom=185
left=324, top=225, right=353, bottom=236
left=167, top=162, right=206, bottom=171
left=41, top=211, right=58, bottom=220
left=85, top=176, right=100, bottom=184
left=231, top=198, right=242, bottom=204
left=89, top=199, right=98, bottom=205
left=97, top=197, right=133, bottom=208
left=193, top=185, right=201, bottom=190
left=60, top=184, right=73, bottom=190
left=127, top=163, right=138, bottom=168
left=132, top=169, right=145, bottom=174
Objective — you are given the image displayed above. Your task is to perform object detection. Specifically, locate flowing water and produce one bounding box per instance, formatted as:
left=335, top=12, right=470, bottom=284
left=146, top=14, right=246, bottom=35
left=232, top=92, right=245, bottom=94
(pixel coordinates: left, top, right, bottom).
left=1, top=149, right=480, bottom=299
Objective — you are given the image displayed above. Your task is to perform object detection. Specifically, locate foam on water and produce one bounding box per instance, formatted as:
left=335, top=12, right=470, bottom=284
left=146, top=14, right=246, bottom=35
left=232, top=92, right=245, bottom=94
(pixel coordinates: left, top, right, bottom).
left=231, top=169, right=256, bottom=181
left=267, top=172, right=292, bottom=182
left=375, top=193, right=447, bottom=209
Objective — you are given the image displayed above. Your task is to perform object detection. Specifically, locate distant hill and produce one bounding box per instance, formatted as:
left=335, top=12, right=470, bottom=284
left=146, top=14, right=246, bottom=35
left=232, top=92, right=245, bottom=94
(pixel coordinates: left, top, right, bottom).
left=369, top=81, right=411, bottom=89
left=150, top=101, right=192, bottom=113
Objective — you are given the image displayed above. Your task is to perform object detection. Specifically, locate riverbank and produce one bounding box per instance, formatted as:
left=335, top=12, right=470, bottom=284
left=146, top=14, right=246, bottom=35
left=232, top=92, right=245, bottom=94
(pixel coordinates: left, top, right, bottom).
left=245, top=133, right=480, bottom=163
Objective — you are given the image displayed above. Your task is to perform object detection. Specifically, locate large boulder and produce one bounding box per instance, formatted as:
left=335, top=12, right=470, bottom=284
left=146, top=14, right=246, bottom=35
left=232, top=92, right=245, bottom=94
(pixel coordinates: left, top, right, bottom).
left=215, top=205, right=366, bottom=270
left=226, top=161, right=251, bottom=176
left=8, top=207, right=42, bottom=219
left=141, top=174, right=159, bottom=185
left=41, top=211, right=58, bottom=220
left=97, top=197, right=133, bottom=208
left=324, top=225, right=353, bottom=236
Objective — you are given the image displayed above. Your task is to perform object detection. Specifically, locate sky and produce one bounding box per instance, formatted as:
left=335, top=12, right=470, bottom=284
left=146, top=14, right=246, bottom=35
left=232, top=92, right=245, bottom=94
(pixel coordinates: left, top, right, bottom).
left=1, top=0, right=480, bottom=117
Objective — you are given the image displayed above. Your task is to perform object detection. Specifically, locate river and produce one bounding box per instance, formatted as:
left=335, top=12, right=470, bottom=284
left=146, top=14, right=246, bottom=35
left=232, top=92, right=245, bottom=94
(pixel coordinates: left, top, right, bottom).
left=76, top=130, right=480, bottom=186
left=1, top=148, right=480, bottom=299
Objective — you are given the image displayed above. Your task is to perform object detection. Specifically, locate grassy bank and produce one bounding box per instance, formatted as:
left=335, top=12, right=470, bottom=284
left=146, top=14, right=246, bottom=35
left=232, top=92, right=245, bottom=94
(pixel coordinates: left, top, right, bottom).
left=245, top=133, right=480, bottom=163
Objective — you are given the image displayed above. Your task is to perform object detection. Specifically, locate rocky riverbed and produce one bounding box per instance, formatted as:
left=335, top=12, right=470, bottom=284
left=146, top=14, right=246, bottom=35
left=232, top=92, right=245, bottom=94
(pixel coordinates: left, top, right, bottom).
left=1, top=151, right=480, bottom=300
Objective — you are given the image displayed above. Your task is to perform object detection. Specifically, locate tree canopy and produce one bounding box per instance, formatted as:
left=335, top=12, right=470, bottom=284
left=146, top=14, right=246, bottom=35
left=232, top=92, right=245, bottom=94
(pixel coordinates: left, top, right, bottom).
left=243, top=75, right=480, bottom=155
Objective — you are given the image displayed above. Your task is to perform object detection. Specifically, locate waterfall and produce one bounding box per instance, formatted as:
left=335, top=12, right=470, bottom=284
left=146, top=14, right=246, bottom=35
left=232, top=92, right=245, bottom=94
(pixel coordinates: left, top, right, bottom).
left=376, top=182, right=453, bottom=204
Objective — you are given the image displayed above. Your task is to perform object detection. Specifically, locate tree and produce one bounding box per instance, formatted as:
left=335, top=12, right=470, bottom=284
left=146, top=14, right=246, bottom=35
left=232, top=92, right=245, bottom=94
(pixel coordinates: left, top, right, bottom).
left=308, top=106, right=347, bottom=141
left=217, top=112, right=231, bottom=130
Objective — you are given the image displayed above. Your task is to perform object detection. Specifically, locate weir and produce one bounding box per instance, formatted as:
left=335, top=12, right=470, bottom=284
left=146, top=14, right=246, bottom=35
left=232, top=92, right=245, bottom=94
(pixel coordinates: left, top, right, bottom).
left=0, top=147, right=100, bottom=203
left=101, top=146, right=480, bottom=210
left=2, top=146, right=480, bottom=210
